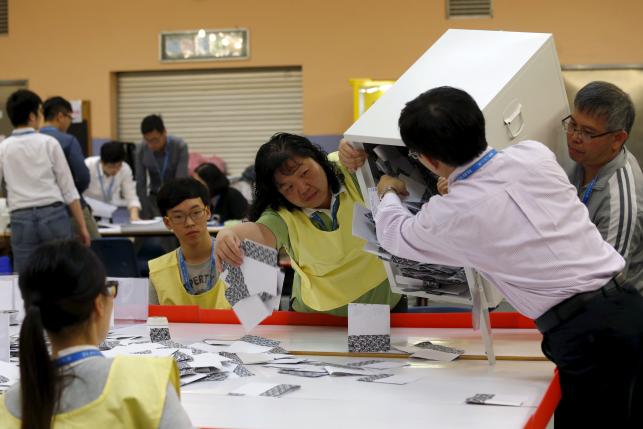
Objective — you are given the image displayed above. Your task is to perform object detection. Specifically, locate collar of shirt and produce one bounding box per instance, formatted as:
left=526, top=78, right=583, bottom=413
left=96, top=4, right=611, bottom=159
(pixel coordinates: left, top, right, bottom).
left=11, top=127, right=36, bottom=136
left=448, top=146, right=494, bottom=186
left=302, top=183, right=346, bottom=217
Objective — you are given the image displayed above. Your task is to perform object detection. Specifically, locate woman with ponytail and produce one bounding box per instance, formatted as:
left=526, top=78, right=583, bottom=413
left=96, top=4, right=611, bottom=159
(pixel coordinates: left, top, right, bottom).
left=0, top=240, right=193, bottom=429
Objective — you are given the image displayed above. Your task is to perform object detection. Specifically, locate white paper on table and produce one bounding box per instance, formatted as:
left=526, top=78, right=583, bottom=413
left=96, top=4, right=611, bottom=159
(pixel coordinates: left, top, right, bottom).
left=348, top=303, right=390, bottom=336
left=232, top=295, right=272, bottom=333
left=226, top=340, right=273, bottom=354
left=0, top=312, right=8, bottom=362
left=191, top=342, right=232, bottom=353
left=270, top=357, right=309, bottom=364
left=188, top=353, right=227, bottom=369
left=264, top=363, right=327, bottom=373
left=466, top=393, right=525, bottom=407
left=324, top=366, right=376, bottom=376
left=361, top=361, right=410, bottom=370
left=371, top=374, right=422, bottom=385
left=234, top=352, right=276, bottom=365
left=240, top=258, right=278, bottom=297
left=102, top=342, right=167, bottom=357
left=180, top=373, right=209, bottom=386
left=403, top=347, right=462, bottom=362
left=85, top=196, right=117, bottom=219
left=111, top=277, right=149, bottom=320
left=351, top=203, right=378, bottom=244
left=0, top=360, right=19, bottom=386
left=130, top=218, right=163, bottom=225
left=228, top=382, right=281, bottom=396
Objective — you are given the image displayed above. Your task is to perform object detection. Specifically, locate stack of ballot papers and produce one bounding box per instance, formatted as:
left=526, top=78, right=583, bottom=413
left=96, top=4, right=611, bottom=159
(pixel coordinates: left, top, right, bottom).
left=220, top=240, right=285, bottom=332
left=352, top=203, right=469, bottom=297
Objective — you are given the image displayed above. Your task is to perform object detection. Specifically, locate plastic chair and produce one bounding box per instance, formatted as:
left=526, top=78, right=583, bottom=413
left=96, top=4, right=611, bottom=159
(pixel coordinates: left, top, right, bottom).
left=91, top=238, right=141, bottom=278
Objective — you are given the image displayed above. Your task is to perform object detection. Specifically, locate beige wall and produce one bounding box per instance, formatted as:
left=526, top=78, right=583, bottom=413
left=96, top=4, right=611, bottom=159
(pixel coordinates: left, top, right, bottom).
left=1, top=0, right=642, bottom=138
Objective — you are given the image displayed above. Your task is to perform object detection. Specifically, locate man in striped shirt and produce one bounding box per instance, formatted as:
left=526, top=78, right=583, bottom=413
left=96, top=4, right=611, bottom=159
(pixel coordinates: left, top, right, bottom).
left=565, top=81, right=643, bottom=292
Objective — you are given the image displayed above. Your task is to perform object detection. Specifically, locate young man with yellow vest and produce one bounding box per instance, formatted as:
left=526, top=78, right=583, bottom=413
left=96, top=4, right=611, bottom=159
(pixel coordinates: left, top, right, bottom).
left=0, top=240, right=192, bottom=429
left=215, top=133, right=402, bottom=316
left=148, top=178, right=229, bottom=308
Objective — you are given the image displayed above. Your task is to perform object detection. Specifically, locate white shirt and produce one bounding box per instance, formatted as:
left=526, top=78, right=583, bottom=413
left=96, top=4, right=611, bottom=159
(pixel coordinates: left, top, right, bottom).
left=0, top=128, right=79, bottom=211
left=84, top=156, right=141, bottom=209
left=375, top=141, right=625, bottom=319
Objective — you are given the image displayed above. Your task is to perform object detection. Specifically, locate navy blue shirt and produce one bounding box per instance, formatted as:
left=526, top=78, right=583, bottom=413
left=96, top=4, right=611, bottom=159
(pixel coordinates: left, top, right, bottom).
left=39, top=126, right=90, bottom=206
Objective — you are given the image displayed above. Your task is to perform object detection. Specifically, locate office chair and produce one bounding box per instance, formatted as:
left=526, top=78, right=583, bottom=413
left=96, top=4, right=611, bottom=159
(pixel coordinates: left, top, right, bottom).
left=91, top=238, right=141, bottom=278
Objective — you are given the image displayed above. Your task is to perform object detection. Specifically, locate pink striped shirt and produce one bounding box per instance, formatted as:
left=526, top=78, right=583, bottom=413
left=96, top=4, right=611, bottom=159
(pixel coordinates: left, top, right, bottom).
left=375, top=141, right=624, bottom=319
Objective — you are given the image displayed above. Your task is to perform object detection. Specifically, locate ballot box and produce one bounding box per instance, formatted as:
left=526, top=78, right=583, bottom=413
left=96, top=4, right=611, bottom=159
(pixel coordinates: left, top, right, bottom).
left=345, top=30, right=570, bottom=323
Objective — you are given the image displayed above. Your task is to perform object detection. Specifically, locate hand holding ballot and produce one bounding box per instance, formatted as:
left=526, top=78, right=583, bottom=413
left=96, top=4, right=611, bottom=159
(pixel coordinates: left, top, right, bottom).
left=338, top=140, right=367, bottom=172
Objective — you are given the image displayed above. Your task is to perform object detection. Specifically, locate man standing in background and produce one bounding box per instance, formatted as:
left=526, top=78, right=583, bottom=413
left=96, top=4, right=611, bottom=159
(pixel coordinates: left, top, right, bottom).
left=136, top=114, right=188, bottom=218
left=40, top=96, right=100, bottom=239
left=564, top=81, right=643, bottom=292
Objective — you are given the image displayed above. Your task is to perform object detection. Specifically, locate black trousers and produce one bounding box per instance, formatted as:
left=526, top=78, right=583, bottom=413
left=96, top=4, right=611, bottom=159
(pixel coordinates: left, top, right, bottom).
left=541, top=285, right=643, bottom=428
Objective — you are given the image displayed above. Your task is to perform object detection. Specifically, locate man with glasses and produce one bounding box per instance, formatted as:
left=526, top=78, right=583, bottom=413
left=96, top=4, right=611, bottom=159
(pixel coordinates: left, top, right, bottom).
left=136, top=114, right=189, bottom=219
left=564, top=81, right=643, bottom=292
left=41, top=96, right=100, bottom=239
left=147, top=178, right=229, bottom=308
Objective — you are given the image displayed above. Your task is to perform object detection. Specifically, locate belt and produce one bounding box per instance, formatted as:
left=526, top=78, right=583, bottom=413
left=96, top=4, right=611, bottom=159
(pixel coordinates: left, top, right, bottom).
left=535, top=275, right=627, bottom=334
left=11, top=201, right=64, bottom=214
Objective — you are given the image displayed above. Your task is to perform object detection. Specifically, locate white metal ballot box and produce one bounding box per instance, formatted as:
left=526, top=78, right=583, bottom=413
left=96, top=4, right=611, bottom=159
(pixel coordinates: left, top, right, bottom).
left=345, top=30, right=570, bottom=351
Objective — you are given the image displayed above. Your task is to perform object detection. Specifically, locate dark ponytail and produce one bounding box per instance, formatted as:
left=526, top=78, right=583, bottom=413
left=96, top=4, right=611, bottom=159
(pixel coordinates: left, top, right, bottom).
left=18, top=306, right=58, bottom=429
left=17, top=240, right=107, bottom=429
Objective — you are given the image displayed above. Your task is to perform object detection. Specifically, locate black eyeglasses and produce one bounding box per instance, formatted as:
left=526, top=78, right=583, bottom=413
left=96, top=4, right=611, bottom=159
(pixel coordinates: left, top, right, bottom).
left=561, top=115, right=620, bottom=143
left=166, top=208, right=208, bottom=224
left=105, top=280, right=119, bottom=298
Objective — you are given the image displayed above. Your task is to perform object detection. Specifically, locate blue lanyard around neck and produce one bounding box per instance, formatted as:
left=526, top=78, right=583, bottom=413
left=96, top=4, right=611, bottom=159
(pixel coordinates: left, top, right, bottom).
left=97, top=163, right=115, bottom=202
left=580, top=176, right=598, bottom=206
left=177, top=238, right=216, bottom=294
left=310, top=194, right=341, bottom=231
left=454, top=149, right=498, bottom=182
left=54, top=349, right=103, bottom=367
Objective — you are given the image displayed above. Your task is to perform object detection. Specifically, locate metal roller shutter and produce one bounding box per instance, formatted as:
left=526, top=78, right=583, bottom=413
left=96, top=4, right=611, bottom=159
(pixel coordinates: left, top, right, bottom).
left=117, top=67, right=303, bottom=175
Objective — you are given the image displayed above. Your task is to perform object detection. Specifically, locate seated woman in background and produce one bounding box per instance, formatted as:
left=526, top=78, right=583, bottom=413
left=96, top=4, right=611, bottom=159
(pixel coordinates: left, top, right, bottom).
left=215, top=133, right=403, bottom=316
left=0, top=240, right=192, bottom=429
left=192, top=163, right=249, bottom=223
left=148, top=178, right=229, bottom=309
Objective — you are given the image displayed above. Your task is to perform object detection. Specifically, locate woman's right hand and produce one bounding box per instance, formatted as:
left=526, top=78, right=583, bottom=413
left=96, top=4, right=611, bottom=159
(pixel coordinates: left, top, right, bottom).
left=214, top=228, right=244, bottom=272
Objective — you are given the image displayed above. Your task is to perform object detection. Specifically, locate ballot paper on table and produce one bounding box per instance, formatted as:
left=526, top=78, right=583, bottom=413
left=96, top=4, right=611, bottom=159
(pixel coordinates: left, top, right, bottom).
left=111, top=277, right=149, bottom=320
left=358, top=373, right=422, bottom=385
left=465, top=393, right=525, bottom=407
left=0, top=276, right=24, bottom=324
left=396, top=342, right=465, bottom=362
left=348, top=303, right=391, bottom=352
left=0, top=360, right=19, bottom=391
left=222, top=240, right=282, bottom=332
left=0, top=312, right=9, bottom=362
left=229, top=382, right=301, bottom=398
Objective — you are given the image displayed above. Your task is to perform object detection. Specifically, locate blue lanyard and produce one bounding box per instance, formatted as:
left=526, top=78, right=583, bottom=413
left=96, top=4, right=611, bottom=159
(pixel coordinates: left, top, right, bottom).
left=580, top=176, right=598, bottom=206
left=454, top=149, right=498, bottom=182
left=310, top=194, right=341, bottom=231
left=97, top=163, right=115, bottom=202
left=54, top=349, right=103, bottom=367
left=155, top=141, right=172, bottom=184
left=177, top=238, right=216, bottom=294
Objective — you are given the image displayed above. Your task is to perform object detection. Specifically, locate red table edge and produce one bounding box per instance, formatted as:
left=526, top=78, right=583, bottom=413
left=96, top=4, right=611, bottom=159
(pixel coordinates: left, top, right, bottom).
left=148, top=306, right=537, bottom=329
left=147, top=306, right=558, bottom=429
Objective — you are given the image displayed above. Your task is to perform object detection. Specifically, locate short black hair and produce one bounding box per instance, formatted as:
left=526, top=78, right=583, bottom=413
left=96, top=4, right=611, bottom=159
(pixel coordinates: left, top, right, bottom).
left=574, top=81, right=636, bottom=136
left=6, top=89, right=42, bottom=127
left=100, top=142, right=126, bottom=164
left=399, top=86, right=487, bottom=167
left=249, top=132, right=343, bottom=221
left=43, top=96, right=72, bottom=121
left=194, top=163, right=229, bottom=198
left=157, top=178, right=210, bottom=217
left=140, top=114, right=165, bottom=134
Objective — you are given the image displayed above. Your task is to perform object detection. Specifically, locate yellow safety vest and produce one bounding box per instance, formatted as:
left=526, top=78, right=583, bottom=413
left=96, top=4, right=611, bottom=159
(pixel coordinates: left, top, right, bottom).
left=278, top=159, right=388, bottom=311
left=148, top=250, right=230, bottom=309
left=0, top=356, right=180, bottom=428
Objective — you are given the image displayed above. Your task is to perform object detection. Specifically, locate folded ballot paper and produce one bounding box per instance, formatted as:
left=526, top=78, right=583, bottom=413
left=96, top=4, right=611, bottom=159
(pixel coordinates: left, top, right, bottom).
left=221, top=240, right=284, bottom=332
left=348, top=303, right=391, bottom=352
